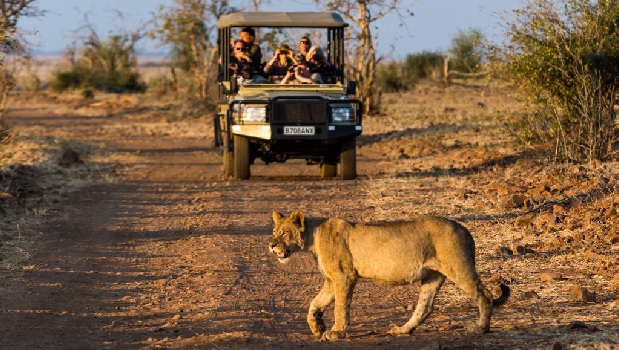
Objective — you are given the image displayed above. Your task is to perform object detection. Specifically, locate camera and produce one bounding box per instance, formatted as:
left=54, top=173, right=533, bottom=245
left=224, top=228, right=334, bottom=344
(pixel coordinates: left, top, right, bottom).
left=287, top=64, right=297, bottom=73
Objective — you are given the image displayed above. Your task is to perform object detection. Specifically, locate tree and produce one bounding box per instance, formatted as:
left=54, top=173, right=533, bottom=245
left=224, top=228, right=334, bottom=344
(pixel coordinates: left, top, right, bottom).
left=157, top=0, right=234, bottom=101
left=449, top=28, right=485, bottom=73
left=315, top=0, right=413, bottom=115
left=491, top=0, right=619, bottom=162
left=0, top=0, right=40, bottom=127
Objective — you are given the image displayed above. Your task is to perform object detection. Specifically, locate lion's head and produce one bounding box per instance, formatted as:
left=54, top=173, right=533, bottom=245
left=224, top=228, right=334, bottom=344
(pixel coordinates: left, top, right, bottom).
left=270, top=211, right=306, bottom=264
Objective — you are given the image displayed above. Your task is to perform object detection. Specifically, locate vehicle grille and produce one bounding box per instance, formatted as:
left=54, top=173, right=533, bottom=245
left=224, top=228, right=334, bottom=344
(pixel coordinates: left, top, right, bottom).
left=271, top=99, right=328, bottom=124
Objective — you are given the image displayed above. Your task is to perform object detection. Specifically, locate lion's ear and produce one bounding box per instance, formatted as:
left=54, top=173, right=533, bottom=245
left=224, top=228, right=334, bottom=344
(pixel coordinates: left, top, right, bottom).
left=289, top=211, right=305, bottom=231
left=272, top=211, right=284, bottom=224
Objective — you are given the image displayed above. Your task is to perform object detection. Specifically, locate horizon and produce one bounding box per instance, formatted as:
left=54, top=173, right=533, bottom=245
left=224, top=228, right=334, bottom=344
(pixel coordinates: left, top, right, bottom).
left=21, top=0, right=522, bottom=60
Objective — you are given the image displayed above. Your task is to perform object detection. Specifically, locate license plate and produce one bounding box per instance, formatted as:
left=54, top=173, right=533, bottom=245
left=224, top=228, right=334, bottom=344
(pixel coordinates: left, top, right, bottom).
left=283, top=126, right=315, bottom=135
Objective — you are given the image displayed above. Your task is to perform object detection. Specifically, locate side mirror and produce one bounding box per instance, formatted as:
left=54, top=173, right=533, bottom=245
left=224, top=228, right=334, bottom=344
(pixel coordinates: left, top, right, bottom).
left=346, top=81, right=357, bottom=95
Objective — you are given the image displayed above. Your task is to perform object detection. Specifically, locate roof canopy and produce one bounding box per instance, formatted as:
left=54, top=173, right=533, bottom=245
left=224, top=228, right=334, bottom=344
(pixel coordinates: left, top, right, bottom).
left=217, top=12, right=348, bottom=28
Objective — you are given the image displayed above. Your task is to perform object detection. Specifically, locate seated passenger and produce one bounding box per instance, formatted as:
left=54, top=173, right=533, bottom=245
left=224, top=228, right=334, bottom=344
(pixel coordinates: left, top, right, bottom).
left=280, top=64, right=314, bottom=84
left=279, top=45, right=329, bottom=84
left=264, top=44, right=295, bottom=83
left=240, top=27, right=268, bottom=82
left=305, top=46, right=336, bottom=84
left=229, top=40, right=254, bottom=82
left=296, top=36, right=312, bottom=66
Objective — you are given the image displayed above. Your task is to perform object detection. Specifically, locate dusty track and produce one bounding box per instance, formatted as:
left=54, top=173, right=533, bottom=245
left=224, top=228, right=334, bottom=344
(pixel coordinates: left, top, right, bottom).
left=0, top=89, right=617, bottom=349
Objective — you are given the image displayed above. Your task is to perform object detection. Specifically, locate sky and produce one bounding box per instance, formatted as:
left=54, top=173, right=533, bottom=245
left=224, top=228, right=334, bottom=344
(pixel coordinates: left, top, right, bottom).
left=20, top=0, right=523, bottom=59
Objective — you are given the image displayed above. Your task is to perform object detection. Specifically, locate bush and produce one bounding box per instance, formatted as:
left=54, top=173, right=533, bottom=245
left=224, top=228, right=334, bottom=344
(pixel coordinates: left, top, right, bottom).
left=50, top=36, right=146, bottom=94
left=404, top=51, right=444, bottom=80
left=377, top=62, right=409, bottom=93
left=449, top=29, right=485, bottom=73
left=491, top=0, right=619, bottom=162
left=376, top=52, right=444, bottom=93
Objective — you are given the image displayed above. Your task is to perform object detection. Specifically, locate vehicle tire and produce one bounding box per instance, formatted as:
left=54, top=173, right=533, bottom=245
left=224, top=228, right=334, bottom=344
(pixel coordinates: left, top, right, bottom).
left=233, top=135, right=250, bottom=180
left=320, top=162, right=337, bottom=178
left=213, top=115, right=222, bottom=147
left=339, top=137, right=356, bottom=180
left=223, top=134, right=233, bottom=178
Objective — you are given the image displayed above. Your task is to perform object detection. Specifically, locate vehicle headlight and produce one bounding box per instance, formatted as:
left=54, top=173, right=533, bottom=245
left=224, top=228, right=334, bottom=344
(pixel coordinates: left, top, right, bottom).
left=331, top=106, right=355, bottom=122
left=240, top=105, right=267, bottom=122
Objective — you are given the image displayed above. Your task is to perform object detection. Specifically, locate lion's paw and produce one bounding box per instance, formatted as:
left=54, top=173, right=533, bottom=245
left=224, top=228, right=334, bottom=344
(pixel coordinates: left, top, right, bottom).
left=387, top=324, right=414, bottom=336
left=309, top=324, right=326, bottom=338
left=324, top=330, right=346, bottom=340
left=467, top=324, right=490, bottom=334
left=308, top=314, right=326, bottom=337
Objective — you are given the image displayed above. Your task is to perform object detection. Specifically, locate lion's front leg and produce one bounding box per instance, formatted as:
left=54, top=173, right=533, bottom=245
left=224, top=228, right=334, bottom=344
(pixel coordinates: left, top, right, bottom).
left=325, top=275, right=356, bottom=340
left=307, top=280, right=334, bottom=337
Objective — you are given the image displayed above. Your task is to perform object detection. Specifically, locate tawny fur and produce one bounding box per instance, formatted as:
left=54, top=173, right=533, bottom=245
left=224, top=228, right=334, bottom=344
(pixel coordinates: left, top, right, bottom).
left=269, top=210, right=509, bottom=340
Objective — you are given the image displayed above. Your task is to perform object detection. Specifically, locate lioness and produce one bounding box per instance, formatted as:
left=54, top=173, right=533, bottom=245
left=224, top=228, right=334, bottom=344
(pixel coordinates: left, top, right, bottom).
left=269, top=211, right=509, bottom=340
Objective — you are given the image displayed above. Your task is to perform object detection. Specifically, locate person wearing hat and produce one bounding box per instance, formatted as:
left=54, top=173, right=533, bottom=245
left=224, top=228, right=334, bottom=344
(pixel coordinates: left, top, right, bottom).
left=240, top=28, right=262, bottom=73
left=264, top=44, right=296, bottom=83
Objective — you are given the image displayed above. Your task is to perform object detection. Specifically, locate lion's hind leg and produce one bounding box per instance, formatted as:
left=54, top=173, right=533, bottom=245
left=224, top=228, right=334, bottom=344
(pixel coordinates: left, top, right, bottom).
left=307, top=280, right=335, bottom=337
left=450, top=270, right=493, bottom=333
left=388, top=270, right=446, bottom=336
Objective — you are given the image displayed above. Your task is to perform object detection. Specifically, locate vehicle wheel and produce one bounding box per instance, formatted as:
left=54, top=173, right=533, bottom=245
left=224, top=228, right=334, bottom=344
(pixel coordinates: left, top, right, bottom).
left=339, top=137, right=356, bottom=180
left=213, top=115, right=222, bottom=147
left=320, top=162, right=337, bottom=178
left=233, top=135, right=250, bottom=180
left=223, top=134, right=233, bottom=177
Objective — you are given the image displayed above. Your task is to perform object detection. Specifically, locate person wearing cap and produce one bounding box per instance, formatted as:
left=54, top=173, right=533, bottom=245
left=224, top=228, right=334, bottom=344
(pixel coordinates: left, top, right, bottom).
left=240, top=27, right=268, bottom=83
left=240, top=27, right=262, bottom=71
left=264, top=44, right=296, bottom=83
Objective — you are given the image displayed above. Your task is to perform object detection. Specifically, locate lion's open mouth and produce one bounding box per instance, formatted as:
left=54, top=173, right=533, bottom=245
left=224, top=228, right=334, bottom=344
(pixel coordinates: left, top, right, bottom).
left=276, top=250, right=290, bottom=263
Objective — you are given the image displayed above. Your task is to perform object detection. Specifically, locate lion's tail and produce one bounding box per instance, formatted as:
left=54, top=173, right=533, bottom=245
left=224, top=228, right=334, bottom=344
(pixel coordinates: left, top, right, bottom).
left=492, top=283, right=510, bottom=307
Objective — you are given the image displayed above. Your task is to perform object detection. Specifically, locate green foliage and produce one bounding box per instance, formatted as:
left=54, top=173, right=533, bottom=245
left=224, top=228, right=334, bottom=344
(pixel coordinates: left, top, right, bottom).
left=492, top=0, right=619, bottom=162
left=449, top=28, right=485, bottom=73
left=50, top=35, right=146, bottom=93
left=404, top=51, right=444, bottom=80
left=157, top=0, right=233, bottom=101
left=377, top=51, right=443, bottom=93
left=1, top=0, right=41, bottom=124
left=377, top=62, right=409, bottom=93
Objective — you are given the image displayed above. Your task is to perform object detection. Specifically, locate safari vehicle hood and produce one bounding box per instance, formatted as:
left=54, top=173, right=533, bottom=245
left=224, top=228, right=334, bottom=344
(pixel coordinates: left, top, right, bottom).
left=234, top=84, right=349, bottom=101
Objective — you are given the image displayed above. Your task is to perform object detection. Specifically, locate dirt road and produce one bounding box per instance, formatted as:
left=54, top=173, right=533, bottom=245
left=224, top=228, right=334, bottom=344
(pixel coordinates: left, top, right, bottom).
left=0, top=91, right=617, bottom=349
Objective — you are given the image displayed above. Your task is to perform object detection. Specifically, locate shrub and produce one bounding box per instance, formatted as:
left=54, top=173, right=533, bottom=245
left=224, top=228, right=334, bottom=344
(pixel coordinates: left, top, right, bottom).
left=404, top=51, right=444, bottom=80
left=377, top=62, right=409, bottom=93
left=449, top=29, right=485, bottom=73
left=491, top=0, right=619, bottom=162
left=376, top=51, right=444, bottom=93
left=50, top=36, right=146, bottom=94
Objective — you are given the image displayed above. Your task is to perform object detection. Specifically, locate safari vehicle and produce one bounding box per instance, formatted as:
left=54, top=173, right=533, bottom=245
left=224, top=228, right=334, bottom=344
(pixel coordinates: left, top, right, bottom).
left=214, top=12, right=362, bottom=180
